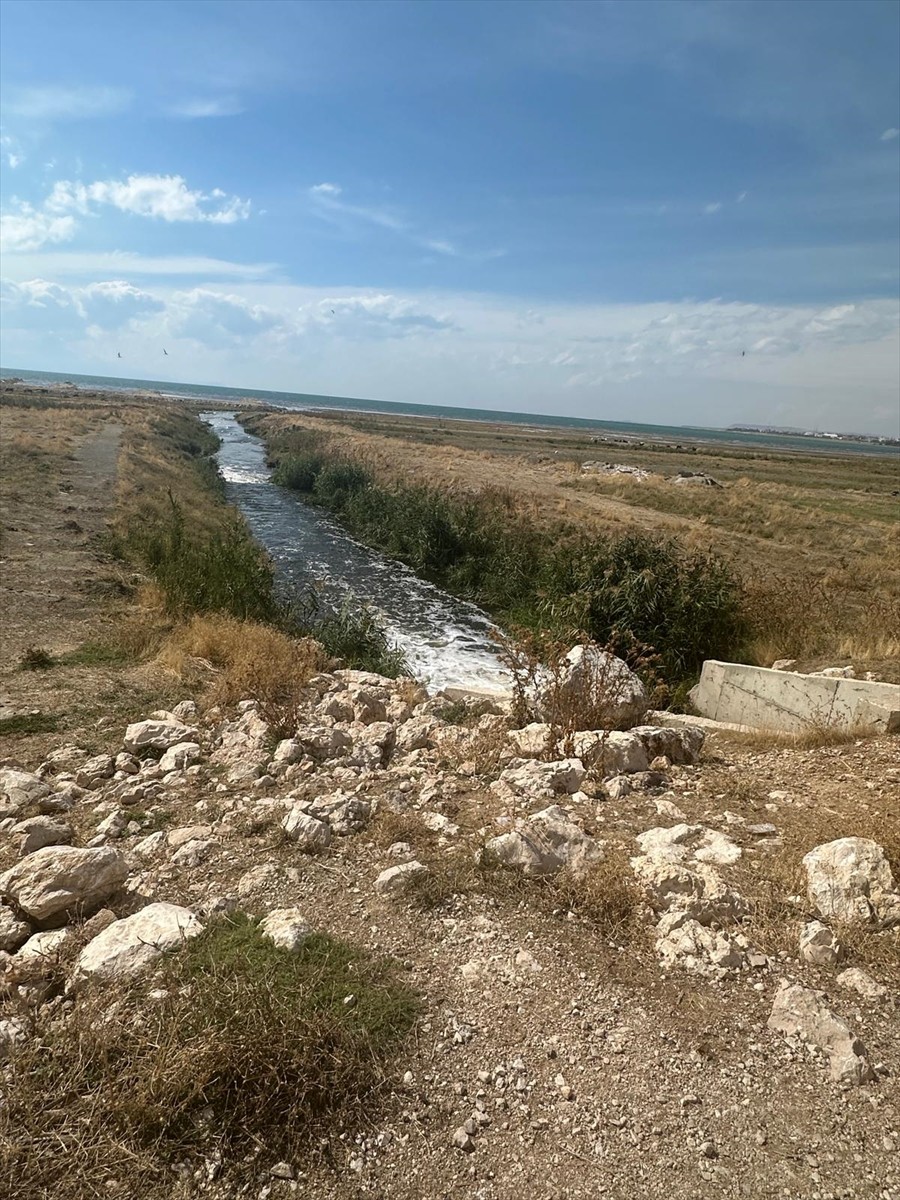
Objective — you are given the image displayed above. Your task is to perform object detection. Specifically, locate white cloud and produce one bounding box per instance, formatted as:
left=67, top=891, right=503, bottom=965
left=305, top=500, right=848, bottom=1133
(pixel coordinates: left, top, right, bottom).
left=4, top=85, right=132, bottom=120
left=46, top=174, right=251, bottom=224
left=703, top=201, right=722, bottom=214
left=0, top=251, right=277, bottom=281
left=0, top=208, right=76, bottom=252
left=736, top=191, right=747, bottom=202
left=307, top=293, right=454, bottom=336
left=310, top=182, right=342, bottom=197
left=167, top=97, right=245, bottom=119
left=880, top=127, right=900, bottom=141
left=165, top=289, right=286, bottom=343
left=1, top=277, right=164, bottom=331
left=1, top=173, right=251, bottom=253
left=7, top=153, right=23, bottom=168
left=2, top=279, right=897, bottom=434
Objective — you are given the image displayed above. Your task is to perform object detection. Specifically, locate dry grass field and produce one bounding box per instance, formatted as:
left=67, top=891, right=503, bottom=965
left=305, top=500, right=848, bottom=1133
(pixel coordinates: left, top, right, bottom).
left=249, top=408, right=900, bottom=678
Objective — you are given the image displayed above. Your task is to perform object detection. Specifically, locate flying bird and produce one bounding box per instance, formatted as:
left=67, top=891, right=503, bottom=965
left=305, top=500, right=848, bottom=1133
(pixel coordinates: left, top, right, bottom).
left=163, top=348, right=168, bottom=356
left=741, top=351, right=746, bottom=357
left=117, top=352, right=122, bottom=359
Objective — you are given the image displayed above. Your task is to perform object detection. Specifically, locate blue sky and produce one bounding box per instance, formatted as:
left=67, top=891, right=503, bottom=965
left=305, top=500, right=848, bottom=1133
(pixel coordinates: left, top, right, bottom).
left=1, top=0, right=898, bottom=433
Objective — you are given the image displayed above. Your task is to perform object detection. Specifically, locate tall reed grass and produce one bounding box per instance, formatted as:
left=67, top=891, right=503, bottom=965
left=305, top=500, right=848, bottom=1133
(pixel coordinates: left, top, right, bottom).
left=269, top=433, right=745, bottom=685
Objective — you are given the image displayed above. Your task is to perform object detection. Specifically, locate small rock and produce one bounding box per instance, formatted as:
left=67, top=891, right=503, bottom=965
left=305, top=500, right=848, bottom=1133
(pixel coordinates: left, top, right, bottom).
left=375, top=861, right=427, bottom=895
left=836, top=967, right=887, bottom=1000
left=799, top=921, right=844, bottom=967
left=259, top=908, right=312, bottom=952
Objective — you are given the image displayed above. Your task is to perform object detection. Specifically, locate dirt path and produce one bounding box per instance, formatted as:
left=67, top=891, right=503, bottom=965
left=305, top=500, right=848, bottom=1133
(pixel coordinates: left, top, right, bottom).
left=0, top=414, right=125, bottom=738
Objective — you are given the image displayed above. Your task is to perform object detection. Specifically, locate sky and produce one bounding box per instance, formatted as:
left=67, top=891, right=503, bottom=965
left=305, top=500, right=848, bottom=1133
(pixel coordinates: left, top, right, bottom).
left=1, top=0, right=898, bottom=434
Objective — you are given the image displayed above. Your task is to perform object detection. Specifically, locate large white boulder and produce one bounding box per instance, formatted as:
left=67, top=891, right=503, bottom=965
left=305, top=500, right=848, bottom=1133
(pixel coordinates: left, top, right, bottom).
left=767, top=980, right=874, bottom=1086
left=484, top=805, right=602, bottom=878
left=655, top=914, right=752, bottom=976
left=802, top=838, right=900, bottom=928
left=572, top=730, right=649, bottom=775
left=635, top=823, right=741, bottom=867
left=124, top=719, right=199, bottom=755
left=536, top=645, right=648, bottom=730
left=73, top=902, right=203, bottom=983
left=0, top=768, right=50, bottom=818
left=498, top=758, right=586, bottom=799
left=0, top=846, right=128, bottom=921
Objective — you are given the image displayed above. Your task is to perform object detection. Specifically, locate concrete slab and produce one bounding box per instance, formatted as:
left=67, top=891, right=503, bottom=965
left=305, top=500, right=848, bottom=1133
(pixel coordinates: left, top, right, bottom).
left=689, top=661, right=900, bottom=735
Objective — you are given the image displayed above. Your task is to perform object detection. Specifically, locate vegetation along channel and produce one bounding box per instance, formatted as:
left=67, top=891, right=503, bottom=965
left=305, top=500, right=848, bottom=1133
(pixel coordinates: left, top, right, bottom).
left=202, top=411, right=511, bottom=694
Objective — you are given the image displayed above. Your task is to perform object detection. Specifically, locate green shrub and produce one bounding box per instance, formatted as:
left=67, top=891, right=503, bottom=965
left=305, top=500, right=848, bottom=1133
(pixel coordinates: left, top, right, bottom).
left=128, top=495, right=281, bottom=623
left=266, top=431, right=746, bottom=685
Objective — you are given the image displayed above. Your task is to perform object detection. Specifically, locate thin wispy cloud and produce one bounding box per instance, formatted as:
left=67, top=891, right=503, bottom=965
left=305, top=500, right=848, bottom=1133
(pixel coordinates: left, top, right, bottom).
left=4, top=84, right=132, bottom=120
left=703, top=202, right=722, bottom=214
left=306, top=182, right=509, bottom=261
left=167, top=96, right=245, bottom=119
left=880, top=127, right=900, bottom=141
left=0, top=251, right=277, bottom=281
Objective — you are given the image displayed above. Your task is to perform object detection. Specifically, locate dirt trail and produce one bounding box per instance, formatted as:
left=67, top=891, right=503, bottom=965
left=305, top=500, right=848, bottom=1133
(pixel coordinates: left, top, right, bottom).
left=0, top=417, right=122, bottom=709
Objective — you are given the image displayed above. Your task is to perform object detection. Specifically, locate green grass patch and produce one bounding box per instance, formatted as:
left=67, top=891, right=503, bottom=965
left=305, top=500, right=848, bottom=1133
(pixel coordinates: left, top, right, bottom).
left=59, top=640, right=134, bottom=667
left=0, top=712, right=61, bottom=737
left=2, top=915, right=418, bottom=1199
left=18, top=646, right=56, bottom=671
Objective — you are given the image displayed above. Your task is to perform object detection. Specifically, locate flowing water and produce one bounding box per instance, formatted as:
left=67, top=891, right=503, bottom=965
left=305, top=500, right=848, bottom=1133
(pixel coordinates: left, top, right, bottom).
left=201, top=412, right=511, bottom=694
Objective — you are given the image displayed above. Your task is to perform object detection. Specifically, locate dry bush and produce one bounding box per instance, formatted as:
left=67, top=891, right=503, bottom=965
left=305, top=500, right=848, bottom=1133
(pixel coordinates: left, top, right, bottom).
left=155, top=614, right=326, bottom=735
left=549, top=851, right=645, bottom=942
left=500, top=632, right=661, bottom=744
left=0, top=917, right=418, bottom=1200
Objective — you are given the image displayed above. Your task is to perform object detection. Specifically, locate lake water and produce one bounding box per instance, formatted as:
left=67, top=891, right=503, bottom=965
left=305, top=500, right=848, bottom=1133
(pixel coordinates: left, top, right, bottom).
left=202, top=410, right=511, bottom=694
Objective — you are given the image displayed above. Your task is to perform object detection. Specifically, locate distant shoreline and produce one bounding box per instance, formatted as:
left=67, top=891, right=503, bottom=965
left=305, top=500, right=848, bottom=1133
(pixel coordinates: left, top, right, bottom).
left=2, top=365, right=897, bottom=458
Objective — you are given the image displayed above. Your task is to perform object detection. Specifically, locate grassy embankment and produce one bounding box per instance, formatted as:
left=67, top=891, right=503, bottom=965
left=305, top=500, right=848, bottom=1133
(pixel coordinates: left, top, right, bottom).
left=0, top=391, right=403, bottom=757
left=244, top=417, right=746, bottom=695
left=244, top=410, right=900, bottom=688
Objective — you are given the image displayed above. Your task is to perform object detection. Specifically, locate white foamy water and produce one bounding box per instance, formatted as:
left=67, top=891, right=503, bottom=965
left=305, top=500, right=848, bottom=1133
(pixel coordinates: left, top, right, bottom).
left=202, top=412, right=512, bottom=694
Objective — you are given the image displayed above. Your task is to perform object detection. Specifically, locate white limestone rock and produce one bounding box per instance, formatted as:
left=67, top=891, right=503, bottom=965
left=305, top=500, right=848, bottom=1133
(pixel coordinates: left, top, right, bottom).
left=124, top=720, right=199, bottom=755
left=0, top=768, right=50, bottom=818
left=537, top=645, right=648, bottom=730
left=0, top=904, right=31, bottom=952
left=375, top=860, right=428, bottom=895
left=799, top=920, right=844, bottom=967
left=635, top=823, right=741, bottom=867
left=158, top=742, right=202, bottom=772
left=9, top=816, right=72, bottom=856
left=655, top=914, right=753, bottom=976
left=483, top=805, right=602, bottom=878
left=836, top=967, right=887, bottom=1000
left=498, top=758, right=585, bottom=799
left=281, top=808, right=332, bottom=851
left=802, top=838, right=900, bottom=928
left=73, top=902, right=203, bottom=983
left=0, top=845, right=128, bottom=921
left=260, top=908, right=312, bottom=951
left=767, top=980, right=874, bottom=1086
left=507, top=724, right=556, bottom=759
left=631, top=725, right=705, bottom=765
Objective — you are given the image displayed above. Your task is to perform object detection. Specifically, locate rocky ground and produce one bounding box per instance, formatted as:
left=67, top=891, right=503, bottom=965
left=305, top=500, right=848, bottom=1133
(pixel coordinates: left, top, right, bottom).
left=2, top=659, right=898, bottom=1200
